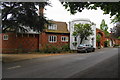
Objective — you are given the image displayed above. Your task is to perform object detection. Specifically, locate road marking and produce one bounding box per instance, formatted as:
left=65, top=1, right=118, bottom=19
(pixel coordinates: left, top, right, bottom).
left=7, top=65, right=21, bottom=70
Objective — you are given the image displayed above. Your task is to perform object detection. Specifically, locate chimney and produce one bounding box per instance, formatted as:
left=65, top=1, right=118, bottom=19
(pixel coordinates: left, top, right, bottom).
left=39, top=7, right=44, bottom=16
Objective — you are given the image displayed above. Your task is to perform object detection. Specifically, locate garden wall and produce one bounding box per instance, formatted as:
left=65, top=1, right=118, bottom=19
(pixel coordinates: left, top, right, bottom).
left=1, top=32, right=39, bottom=53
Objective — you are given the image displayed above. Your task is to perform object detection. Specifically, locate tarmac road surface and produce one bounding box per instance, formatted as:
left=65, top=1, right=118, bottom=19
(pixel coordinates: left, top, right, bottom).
left=2, top=48, right=118, bottom=78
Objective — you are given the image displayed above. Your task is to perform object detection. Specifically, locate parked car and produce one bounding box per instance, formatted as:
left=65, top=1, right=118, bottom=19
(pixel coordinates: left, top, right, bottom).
left=77, top=44, right=95, bottom=53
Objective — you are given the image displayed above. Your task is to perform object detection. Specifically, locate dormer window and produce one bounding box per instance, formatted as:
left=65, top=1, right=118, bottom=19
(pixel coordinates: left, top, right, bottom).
left=48, top=24, right=57, bottom=30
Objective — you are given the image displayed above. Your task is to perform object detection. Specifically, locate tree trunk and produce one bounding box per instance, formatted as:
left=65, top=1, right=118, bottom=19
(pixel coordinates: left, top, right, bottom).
left=80, top=37, right=84, bottom=44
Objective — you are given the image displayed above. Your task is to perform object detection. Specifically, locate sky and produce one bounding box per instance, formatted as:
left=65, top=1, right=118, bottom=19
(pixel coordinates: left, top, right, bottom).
left=44, top=0, right=115, bottom=32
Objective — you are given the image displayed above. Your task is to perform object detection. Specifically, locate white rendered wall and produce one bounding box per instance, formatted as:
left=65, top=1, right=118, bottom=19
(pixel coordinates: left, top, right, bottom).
left=69, top=18, right=96, bottom=50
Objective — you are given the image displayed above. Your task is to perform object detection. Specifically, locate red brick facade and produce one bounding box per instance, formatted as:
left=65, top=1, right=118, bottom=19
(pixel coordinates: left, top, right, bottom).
left=109, top=38, right=120, bottom=46
left=96, top=28, right=120, bottom=48
left=40, top=32, right=69, bottom=50
left=1, top=32, right=69, bottom=53
left=1, top=21, right=70, bottom=53
left=96, top=28, right=107, bottom=47
left=115, top=39, right=120, bottom=45
left=39, top=21, right=70, bottom=50
left=1, top=33, right=39, bottom=53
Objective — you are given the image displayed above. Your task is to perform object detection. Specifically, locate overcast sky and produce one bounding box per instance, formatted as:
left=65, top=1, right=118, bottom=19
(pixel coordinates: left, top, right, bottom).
left=44, top=0, right=114, bottom=32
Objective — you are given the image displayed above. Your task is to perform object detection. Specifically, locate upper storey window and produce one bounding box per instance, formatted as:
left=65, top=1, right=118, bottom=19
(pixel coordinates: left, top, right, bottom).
left=48, top=24, right=57, bottom=30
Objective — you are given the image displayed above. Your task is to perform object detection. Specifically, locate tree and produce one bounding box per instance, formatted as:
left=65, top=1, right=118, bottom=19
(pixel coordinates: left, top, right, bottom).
left=100, top=19, right=109, bottom=37
left=61, top=2, right=120, bottom=23
left=96, top=34, right=101, bottom=43
left=110, top=22, right=120, bottom=38
left=2, top=2, right=49, bottom=33
left=96, top=34, right=101, bottom=48
left=100, top=19, right=108, bottom=31
left=72, top=23, right=93, bottom=44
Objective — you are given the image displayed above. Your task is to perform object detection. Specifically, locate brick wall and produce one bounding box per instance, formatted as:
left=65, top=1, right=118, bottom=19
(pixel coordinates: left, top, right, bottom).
left=116, top=39, right=120, bottom=45
left=96, top=28, right=120, bottom=47
left=112, top=39, right=120, bottom=45
left=96, top=29, right=107, bottom=47
left=1, top=32, right=39, bottom=53
left=1, top=32, right=70, bottom=53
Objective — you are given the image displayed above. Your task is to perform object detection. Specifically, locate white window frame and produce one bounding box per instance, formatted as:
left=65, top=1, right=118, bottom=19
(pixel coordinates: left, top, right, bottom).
left=48, top=35, right=57, bottom=43
left=61, top=36, right=68, bottom=42
left=3, top=35, right=8, bottom=40
left=48, top=24, right=57, bottom=30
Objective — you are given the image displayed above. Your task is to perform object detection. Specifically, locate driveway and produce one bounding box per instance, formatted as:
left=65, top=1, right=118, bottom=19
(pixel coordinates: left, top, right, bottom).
left=2, top=48, right=118, bottom=78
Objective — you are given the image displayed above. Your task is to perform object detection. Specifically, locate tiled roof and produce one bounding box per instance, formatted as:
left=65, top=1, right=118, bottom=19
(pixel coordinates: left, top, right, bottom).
left=45, top=21, right=69, bottom=33
left=45, top=30, right=70, bottom=34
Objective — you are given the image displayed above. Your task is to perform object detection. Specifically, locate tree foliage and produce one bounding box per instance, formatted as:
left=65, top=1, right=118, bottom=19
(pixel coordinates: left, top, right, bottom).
left=72, top=23, right=93, bottom=44
left=61, top=2, right=120, bottom=23
left=100, top=19, right=109, bottom=37
left=2, top=2, right=49, bottom=33
left=110, top=22, right=120, bottom=38
left=96, top=34, right=101, bottom=43
left=100, top=19, right=108, bottom=31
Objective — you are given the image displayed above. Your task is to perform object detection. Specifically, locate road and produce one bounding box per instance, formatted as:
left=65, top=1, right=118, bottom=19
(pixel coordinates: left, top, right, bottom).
left=2, top=48, right=118, bottom=78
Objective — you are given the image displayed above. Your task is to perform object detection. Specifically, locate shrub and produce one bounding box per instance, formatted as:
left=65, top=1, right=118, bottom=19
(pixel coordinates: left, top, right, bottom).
left=118, top=36, right=120, bottom=39
left=72, top=42, right=77, bottom=46
left=96, top=34, right=101, bottom=43
left=104, top=40, right=109, bottom=47
left=43, top=44, right=70, bottom=53
left=61, top=44, right=70, bottom=52
left=50, top=46, right=60, bottom=53
left=43, top=44, right=62, bottom=53
left=113, top=44, right=119, bottom=47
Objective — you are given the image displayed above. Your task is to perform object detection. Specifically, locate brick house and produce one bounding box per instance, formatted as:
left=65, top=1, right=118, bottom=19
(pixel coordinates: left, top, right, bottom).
left=39, top=21, right=70, bottom=50
left=109, top=34, right=120, bottom=47
left=1, top=21, right=70, bottom=53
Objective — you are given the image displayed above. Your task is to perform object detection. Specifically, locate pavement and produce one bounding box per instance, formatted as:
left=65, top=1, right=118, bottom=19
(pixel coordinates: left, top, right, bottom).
left=1, top=52, right=71, bottom=63
left=1, top=48, right=107, bottom=63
